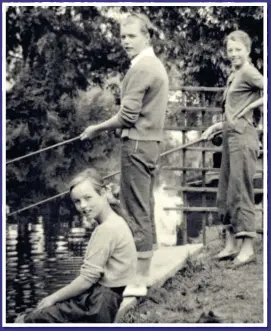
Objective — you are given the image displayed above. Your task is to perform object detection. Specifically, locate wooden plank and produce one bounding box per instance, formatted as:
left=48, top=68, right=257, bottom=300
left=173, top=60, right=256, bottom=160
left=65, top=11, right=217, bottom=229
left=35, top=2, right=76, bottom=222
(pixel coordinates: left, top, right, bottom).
left=170, top=86, right=225, bottom=92
left=163, top=206, right=263, bottom=212
left=164, top=126, right=209, bottom=131
left=164, top=186, right=264, bottom=194
left=167, top=106, right=223, bottom=113
left=165, top=127, right=264, bottom=133
left=163, top=166, right=264, bottom=174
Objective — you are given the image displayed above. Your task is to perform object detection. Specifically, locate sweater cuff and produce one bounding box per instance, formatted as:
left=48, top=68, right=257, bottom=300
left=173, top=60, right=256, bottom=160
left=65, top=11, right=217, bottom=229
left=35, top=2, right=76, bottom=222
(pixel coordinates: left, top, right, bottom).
left=80, top=263, right=103, bottom=285
left=117, top=109, right=133, bottom=128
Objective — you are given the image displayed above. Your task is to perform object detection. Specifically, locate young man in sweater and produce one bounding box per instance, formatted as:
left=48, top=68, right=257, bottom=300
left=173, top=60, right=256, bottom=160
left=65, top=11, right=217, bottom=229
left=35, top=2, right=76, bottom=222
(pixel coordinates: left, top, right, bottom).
left=80, top=13, right=169, bottom=297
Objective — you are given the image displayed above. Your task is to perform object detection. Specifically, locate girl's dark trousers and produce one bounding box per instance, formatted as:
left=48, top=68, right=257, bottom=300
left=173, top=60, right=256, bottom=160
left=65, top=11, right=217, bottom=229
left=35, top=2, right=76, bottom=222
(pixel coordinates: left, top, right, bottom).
left=24, top=283, right=124, bottom=323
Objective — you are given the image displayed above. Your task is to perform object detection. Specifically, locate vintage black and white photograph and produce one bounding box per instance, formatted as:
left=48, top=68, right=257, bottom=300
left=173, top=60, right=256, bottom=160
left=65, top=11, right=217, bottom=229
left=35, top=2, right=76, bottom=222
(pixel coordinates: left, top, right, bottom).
left=3, top=3, right=267, bottom=326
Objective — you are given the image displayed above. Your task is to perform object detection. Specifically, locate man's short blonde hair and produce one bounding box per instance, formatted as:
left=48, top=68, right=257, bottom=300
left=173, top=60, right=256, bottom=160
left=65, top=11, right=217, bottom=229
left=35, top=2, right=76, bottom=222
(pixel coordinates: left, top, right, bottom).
left=121, top=12, right=156, bottom=39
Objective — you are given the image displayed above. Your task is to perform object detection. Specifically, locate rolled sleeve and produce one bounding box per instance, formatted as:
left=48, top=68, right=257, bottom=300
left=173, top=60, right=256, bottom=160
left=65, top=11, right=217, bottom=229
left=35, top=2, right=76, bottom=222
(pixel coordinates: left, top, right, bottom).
left=80, top=226, right=114, bottom=285
left=118, top=68, right=153, bottom=127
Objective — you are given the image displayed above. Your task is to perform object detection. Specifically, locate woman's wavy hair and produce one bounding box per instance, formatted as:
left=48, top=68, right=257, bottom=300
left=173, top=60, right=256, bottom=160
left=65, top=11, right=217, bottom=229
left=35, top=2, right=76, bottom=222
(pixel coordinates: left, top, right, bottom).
left=225, top=30, right=252, bottom=53
left=69, top=168, right=123, bottom=217
left=69, top=168, right=103, bottom=195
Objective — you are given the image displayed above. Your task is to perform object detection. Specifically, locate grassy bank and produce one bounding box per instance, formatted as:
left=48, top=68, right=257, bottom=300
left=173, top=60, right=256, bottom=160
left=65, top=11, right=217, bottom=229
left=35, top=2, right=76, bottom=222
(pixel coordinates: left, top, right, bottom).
left=120, top=226, right=264, bottom=324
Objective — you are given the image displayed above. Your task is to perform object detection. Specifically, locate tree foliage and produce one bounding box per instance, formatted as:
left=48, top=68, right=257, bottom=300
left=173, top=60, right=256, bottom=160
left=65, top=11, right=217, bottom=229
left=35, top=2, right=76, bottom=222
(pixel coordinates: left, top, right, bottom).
left=116, top=6, right=263, bottom=86
left=5, top=5, right=264, bottom=211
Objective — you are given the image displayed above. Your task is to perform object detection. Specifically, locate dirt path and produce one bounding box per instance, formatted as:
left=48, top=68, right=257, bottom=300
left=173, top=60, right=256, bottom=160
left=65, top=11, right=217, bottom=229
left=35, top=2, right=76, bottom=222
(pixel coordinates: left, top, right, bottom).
left=120, top=227, right=264, bottom=324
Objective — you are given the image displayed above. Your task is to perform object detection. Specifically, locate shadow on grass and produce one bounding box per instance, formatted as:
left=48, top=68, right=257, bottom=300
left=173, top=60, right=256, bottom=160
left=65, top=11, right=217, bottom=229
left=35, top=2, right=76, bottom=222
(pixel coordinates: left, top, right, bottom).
left=120, top=226, right=264, bottom=324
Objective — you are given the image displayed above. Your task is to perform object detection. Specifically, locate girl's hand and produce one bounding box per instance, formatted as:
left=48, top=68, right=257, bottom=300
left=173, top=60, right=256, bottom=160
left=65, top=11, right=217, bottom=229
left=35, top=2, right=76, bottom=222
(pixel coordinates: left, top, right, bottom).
left=36, top=295, right=57, bottom=311
left=201, top=125, right=216, bottom=141
left=201, top=127, right=214, bottom=141
left=201, top=122, right=223, bottom=141
left=236, top=106, right=250, bottom=119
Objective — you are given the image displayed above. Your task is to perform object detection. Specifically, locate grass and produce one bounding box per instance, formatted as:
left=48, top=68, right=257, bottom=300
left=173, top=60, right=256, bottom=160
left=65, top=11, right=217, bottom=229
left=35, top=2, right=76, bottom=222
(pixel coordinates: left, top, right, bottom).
left=120, top=226, right=264, bottom=324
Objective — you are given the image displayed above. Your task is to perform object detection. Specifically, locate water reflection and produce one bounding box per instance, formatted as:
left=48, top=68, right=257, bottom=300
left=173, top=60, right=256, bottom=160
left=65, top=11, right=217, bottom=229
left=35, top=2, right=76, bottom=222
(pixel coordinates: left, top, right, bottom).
left=6, top=216, right=93, bottom=323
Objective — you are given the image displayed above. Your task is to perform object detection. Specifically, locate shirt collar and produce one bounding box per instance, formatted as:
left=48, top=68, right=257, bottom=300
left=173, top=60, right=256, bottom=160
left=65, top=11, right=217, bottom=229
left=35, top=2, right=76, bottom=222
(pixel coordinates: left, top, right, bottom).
left=130, top=47, right=155, bottom=68
left=231, top=60, right=250, bottom=74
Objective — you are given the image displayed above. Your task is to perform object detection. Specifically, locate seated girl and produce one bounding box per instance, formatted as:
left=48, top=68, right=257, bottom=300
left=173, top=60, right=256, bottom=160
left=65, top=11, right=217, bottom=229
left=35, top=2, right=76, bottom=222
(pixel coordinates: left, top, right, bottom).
left=20, top=168, right=137, bottom=323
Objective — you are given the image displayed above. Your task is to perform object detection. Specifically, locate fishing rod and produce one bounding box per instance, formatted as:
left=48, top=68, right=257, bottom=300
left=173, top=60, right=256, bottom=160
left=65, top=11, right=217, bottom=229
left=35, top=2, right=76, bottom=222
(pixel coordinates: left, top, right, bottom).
left=7, top=132, right=215, bottom=217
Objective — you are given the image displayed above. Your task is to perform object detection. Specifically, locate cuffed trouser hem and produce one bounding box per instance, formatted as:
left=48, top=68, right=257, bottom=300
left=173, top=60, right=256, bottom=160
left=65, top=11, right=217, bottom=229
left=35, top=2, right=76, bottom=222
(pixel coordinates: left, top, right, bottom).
left=222, top=224, right=233, bottom=231
left=137, top=250, right=153, bottom=259
left=235, top=231, right=257, bottom=239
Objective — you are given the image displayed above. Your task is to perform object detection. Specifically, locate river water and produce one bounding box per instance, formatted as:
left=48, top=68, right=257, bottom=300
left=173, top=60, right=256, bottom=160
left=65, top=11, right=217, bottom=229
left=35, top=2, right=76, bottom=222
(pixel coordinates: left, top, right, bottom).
left=5, top=216, right=94, bottom=323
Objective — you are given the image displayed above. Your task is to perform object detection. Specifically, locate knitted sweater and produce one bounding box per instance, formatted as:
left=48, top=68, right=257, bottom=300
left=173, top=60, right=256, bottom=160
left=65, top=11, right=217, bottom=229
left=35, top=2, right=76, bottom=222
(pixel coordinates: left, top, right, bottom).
left=80, top=214, right=137, bottom=288
left=117, top=54, right=169, bottom=141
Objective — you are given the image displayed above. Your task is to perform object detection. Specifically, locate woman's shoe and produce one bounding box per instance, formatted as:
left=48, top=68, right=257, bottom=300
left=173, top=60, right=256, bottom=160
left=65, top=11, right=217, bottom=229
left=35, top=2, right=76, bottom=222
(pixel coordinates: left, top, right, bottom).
left=230, top=254, right=257, bottom=269
left=213, top=250, right=239, bottom=261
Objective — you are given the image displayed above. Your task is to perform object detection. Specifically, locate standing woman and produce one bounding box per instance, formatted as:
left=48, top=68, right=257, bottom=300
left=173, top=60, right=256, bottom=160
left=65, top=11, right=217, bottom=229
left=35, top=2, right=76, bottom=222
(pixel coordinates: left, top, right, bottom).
left=202, top=30, right=263, bottom=267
